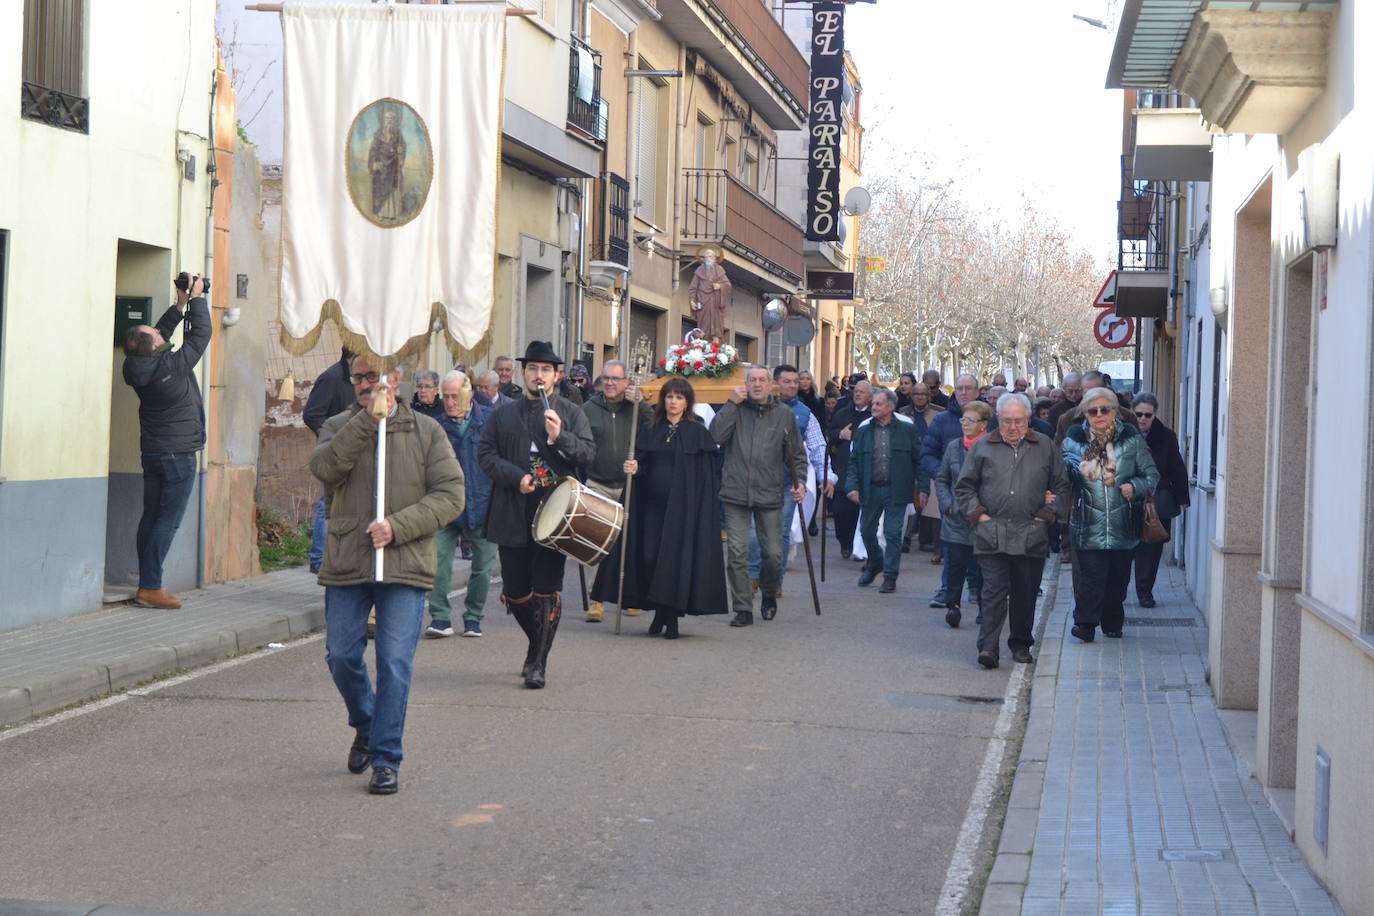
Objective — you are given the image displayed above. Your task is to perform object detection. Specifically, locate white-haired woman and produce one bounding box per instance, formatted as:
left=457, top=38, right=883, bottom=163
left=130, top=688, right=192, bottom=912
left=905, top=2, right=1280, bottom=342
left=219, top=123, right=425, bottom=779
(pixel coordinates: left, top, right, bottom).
left=410, top=369, right=443, bottom=420
left=1062, top=387, right=1159, bottom=642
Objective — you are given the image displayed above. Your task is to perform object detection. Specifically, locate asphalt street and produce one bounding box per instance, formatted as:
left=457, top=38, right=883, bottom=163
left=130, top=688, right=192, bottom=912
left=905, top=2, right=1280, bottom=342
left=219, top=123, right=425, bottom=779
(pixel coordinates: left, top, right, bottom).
left=1, top=543, right=1019, bottom=916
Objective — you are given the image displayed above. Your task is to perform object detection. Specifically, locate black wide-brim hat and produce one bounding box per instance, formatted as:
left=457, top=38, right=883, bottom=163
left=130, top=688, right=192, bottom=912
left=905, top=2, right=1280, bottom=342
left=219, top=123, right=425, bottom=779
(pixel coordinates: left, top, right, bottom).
left=518, top=340, right=564, bottom=367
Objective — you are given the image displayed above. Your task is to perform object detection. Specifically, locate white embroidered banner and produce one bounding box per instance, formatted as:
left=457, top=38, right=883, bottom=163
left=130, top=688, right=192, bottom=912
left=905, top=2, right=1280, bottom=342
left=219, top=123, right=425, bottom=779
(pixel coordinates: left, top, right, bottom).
left=280, top=1, right=503, bottom=358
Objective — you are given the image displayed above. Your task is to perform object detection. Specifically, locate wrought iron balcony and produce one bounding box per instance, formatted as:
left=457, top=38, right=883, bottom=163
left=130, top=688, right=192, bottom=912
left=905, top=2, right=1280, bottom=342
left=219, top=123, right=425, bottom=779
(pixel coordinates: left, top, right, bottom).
left=21, top=81, right=88, bottom=133
left=567, top=35, right=606, bottom=143
left=682, top=168, right=804, bottom=284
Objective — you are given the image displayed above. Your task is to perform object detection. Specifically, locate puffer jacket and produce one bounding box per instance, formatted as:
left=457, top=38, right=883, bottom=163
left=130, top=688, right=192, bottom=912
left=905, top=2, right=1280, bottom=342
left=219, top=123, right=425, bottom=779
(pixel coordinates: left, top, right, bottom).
left=582, top=392, right=652, bottom=486
left=437, top=403, right=493, bottom=531
left=310, top=402, right=464, bottom=589
left=1062, top=419, right=1159, bottom=551
left=122, top=297, right=210, bottom=454
left=935, top=435, right=979, bottom=546
left=954, top=429, right=1069, bottom=558
left=710, top=396, right=807, bottom=509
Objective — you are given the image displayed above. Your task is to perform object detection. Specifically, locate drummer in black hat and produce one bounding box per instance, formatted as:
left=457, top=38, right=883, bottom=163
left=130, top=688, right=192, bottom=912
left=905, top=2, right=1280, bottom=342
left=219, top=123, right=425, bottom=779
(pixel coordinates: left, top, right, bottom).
left=476, top=341, right=596, bottom=688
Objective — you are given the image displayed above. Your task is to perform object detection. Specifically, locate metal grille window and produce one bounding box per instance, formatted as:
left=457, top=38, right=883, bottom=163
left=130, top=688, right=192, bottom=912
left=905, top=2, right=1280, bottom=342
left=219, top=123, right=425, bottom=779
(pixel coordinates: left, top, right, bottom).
left=605, top=173, right=630, bottom=266
left=21, top=0, right=88, bottom=133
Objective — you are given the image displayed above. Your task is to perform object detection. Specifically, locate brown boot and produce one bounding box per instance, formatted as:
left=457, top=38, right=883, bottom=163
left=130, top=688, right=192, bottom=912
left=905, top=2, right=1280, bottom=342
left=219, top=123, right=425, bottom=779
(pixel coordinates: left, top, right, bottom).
left=134, top=588, right=182, bottom=609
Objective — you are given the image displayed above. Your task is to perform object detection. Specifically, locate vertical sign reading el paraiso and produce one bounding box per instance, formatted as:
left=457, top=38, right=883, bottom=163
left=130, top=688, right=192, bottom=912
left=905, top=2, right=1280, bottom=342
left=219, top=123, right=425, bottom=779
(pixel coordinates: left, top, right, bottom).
left=807, top=2, right=844, bottom=242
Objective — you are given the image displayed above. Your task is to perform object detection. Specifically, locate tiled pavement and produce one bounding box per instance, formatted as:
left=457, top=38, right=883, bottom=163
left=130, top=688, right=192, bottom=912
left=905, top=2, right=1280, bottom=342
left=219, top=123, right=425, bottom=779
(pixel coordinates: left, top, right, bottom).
left=0, top=568, right=328, bottom=727
left=980, top=561, right=1341, bottom=915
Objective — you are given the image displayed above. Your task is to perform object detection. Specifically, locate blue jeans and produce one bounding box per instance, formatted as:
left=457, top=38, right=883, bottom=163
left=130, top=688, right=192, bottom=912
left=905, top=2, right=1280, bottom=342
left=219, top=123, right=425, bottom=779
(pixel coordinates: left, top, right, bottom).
left=308, top=496, right=326, bottom=573
left=858, top=487, right=907, bottom=579
left=325, top=583, right=426, bottom=771
left=748, top=498, right=796, bottom=580
left=136, top=452, right=198, bottom=589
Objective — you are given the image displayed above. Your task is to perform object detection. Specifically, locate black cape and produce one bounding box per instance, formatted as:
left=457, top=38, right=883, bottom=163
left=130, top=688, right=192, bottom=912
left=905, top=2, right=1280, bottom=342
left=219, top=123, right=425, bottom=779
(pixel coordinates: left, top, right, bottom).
left=591, top=420, right=728, bottom=615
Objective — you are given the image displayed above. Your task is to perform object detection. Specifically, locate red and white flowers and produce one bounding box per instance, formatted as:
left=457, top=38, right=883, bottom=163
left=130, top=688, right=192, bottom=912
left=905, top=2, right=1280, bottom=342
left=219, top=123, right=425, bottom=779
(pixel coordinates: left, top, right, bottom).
left=656, top=340, right=740, bottom=378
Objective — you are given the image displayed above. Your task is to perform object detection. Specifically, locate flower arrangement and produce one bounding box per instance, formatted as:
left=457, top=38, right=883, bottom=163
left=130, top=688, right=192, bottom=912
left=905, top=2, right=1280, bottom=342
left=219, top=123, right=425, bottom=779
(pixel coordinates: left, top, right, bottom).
left=655, top=339, right=740, bottom=378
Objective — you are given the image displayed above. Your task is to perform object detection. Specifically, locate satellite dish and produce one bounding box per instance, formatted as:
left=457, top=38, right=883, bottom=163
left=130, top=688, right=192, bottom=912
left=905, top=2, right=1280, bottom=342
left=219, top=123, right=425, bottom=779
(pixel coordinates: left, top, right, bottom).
left=762, top=298, right=788, bottom=331
left=842, top=186, right=872, bottom=217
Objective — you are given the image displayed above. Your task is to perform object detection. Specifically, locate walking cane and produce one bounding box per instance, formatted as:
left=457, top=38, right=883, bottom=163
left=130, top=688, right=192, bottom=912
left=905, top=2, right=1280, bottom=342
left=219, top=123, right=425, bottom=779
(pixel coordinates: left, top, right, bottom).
left=788, top=445, right=823, bottom=616
left=815, top=447, right=829, bottom=582
left=614, top=379, right=643, bottom=635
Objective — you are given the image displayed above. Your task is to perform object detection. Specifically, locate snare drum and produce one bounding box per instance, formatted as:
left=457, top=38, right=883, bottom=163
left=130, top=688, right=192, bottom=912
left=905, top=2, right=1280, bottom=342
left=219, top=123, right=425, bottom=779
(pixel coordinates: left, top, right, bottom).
left=531, top=477, right=626, bottom=567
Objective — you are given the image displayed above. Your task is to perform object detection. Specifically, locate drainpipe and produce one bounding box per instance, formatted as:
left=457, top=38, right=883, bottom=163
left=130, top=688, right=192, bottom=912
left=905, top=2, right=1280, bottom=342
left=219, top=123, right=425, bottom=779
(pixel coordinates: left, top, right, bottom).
left=196, top=62, right=218, bottom=589
left=619, top=28, right=639, bottom=363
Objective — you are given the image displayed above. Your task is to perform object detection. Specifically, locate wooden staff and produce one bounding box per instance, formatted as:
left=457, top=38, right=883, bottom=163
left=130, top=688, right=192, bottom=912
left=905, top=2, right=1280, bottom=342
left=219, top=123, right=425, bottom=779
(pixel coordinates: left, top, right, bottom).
left=370, top=377, right=393, bottom=582
left=614, top=379, right=643, bottom=635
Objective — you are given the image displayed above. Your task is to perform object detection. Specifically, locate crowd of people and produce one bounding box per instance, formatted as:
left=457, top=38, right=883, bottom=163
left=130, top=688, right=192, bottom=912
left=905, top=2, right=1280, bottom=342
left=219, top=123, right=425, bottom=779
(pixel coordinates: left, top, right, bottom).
left=286, top=340, right=1190, bottom=794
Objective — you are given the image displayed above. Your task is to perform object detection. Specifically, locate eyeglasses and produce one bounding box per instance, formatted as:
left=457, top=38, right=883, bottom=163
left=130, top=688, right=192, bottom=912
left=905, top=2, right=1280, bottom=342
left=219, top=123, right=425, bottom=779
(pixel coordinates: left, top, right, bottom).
left=415, top=382, right=437, bottom=390
left=1134, top=411, right=1154, bottom=419
left=1085, top=406, right=1115, bottom=417
left=999, top=417, right=1029, bottom=427
left=959, top=416, right=986, bottom=424
left=350, top=372, right=380, bottom=384
left=604, top=375, right=627, bottom=382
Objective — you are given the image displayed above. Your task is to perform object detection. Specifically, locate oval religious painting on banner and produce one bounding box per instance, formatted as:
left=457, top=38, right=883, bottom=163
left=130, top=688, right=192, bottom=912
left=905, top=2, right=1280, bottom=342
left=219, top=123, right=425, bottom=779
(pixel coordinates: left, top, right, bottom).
left=345, top=98, right=434, bottom=228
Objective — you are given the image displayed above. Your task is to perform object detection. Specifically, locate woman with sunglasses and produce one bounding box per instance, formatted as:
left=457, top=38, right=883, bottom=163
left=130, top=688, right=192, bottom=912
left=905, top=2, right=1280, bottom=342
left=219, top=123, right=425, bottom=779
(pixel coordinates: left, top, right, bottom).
left=1129, top=393, right=1189, bottom=607
left=1062, top=387, right=1159, bottom=641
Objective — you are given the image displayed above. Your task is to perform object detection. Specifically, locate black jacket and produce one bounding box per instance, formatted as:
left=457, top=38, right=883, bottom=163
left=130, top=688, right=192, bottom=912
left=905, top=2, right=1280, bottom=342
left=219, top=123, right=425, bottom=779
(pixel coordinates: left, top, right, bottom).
left=122, top=297, right=210, bottom=454
left=1144, top=420, right=1190, bottom=511
left=826, top=402, right=870, bottom=486
left=303, top=353, right=356, bottom=436
left=476, top=394, right=596, bottom=547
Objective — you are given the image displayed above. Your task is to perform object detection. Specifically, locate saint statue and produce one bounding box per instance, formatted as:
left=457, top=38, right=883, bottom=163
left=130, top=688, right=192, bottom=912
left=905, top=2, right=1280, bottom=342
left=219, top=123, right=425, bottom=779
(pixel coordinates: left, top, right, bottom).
left=688, top=247, right=732, bottom=342
left=368, top=108, right=406, bottom=219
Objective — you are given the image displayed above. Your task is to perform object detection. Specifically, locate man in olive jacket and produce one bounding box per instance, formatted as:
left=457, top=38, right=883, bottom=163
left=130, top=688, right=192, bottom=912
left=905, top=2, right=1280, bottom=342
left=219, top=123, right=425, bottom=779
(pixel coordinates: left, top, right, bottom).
left=310, top=355, right=464, bottom=795
left=955, top=393, right=1069, bottom=669
left=711, top=365, right=807, bottom=626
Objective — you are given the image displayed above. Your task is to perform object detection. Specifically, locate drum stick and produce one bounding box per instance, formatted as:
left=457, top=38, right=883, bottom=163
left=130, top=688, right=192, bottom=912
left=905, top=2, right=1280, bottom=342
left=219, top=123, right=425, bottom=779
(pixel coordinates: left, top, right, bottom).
left=614, top=379, right=642, bottom=635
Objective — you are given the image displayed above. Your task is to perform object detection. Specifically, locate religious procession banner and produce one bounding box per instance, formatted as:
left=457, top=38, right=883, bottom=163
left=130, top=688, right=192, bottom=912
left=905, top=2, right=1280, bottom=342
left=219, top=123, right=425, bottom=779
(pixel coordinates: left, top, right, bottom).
left=279, top=1, right=504, bottom=362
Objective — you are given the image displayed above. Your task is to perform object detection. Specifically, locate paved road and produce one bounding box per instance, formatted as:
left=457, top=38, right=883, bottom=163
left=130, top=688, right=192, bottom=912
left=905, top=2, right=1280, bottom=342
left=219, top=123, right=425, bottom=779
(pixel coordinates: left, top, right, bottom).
left=1, top=547, right=1018, bottom=915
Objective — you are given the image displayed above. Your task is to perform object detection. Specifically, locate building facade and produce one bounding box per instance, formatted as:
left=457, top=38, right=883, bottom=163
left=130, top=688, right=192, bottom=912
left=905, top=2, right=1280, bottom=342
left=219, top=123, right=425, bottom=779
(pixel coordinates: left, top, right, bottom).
left=0, top=0, right=264, bottom=631
left=1108, top=1, right=1372, bottom=908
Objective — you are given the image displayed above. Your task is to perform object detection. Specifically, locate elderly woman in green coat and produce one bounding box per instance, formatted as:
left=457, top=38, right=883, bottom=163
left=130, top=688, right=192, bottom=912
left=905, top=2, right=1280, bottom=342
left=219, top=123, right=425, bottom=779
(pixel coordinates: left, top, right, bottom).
left=1062, top=386, right=1159, bottom=642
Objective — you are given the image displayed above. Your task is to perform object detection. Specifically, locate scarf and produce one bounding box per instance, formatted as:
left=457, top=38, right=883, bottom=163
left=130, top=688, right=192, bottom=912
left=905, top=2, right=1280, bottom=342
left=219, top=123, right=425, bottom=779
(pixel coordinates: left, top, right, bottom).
left=1081, top=426, right=1118, bottom=486
left=962, top=430, right=988, bottom=449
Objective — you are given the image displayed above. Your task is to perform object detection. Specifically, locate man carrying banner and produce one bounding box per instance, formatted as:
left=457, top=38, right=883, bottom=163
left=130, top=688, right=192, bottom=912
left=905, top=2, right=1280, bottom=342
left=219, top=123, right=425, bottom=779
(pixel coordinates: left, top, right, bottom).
left=478, top=341, right=596, bottom=688
left=310, top=355, right=464, bottom=794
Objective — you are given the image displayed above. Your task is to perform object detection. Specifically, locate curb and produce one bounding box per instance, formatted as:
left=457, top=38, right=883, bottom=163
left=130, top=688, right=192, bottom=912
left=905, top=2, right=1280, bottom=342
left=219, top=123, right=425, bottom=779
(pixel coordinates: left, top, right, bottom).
left=0, top=899, right=254, bottom=915
left=0, top=606, right=325, bottom=729
left=976, top=559, right=1063, bottom=916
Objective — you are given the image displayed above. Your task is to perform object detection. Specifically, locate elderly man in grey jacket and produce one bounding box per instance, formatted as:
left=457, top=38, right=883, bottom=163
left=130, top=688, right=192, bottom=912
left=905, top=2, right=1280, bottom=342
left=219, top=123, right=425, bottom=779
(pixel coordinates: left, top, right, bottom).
left=955, top=393, right=1070, bottom=668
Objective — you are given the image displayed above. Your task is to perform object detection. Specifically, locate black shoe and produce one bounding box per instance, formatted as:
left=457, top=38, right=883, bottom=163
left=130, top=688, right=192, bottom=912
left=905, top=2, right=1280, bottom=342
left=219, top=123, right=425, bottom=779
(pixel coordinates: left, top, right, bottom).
left=524, top=663, right=546, bottom=689
left=840, top=546, right=852, bottom=560
left=760, top=595, right=778, bottom=621
left=730, top=611, right=753, bottom=627
left=664, top=615, right=680, bottom=639
left=808, top=520, right=819, bottom=537
left=1012, top=647, right=1035, bottom=664
left=1103, top=630, right=1123, bottom=639
left=1071, top=625, right=1095, bottom=643
left=929, top=590, right=947, bottom=608
left=648, top=610, right=666, bottom=636
left=901, top=539, right=911, bottom=554
left=977, top=650, right=999, bottom=669
left=945, top=606, right=961, bottom=628
left=347, top=734, right=372, bottom=774
left=1139, top=596, right=1156, bottom=608
left=878, top=576, right=896, bottom=593
left=367, top=766, right=398, bottom=795
left=858, top=567, right=879, bottom=587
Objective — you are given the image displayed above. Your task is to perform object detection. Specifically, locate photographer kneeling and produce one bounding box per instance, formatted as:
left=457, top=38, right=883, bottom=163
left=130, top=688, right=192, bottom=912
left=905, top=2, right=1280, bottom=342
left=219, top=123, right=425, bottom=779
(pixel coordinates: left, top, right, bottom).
left=121, top=273, right=211, bottom=609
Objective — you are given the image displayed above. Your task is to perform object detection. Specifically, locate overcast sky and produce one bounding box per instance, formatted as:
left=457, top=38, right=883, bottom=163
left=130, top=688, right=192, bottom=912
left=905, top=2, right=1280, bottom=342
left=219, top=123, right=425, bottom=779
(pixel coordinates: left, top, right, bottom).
left=220, top=0, right=1124, bottom=257
left=844, top=0, right=1123, bottom=260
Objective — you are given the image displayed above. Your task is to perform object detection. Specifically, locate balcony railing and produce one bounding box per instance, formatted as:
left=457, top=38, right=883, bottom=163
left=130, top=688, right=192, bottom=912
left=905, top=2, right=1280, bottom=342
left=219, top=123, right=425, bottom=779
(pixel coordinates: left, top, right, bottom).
left=682, top=168, right=804, bottom=283
left=567, top=35, right=605, bottom=142
left=707, top=0, right=809, bottom=111
left=1118, top=154, right=1167, bottom=272
left=21, top=80, right=88, bottom=133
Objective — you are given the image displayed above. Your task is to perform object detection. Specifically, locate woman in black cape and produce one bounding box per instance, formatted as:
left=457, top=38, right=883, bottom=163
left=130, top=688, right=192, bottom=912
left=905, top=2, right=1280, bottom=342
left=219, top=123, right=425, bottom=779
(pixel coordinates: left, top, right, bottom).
left=591, top=377, right=728, bottom=638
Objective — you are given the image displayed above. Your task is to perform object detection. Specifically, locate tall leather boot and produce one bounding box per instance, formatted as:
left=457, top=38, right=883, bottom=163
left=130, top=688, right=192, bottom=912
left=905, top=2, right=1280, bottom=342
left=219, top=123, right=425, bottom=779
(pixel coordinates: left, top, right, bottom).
left=505, top=594, right=540, bottom=681
left=526, top=593, right=562, bottom=689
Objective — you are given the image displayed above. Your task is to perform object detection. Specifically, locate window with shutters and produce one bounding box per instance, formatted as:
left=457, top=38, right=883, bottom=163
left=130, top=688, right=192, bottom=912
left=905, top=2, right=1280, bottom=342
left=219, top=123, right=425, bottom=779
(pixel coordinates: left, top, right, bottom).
left=21, top=0, right=88, bottom=133
left=634, top=75, right=663, bottom=224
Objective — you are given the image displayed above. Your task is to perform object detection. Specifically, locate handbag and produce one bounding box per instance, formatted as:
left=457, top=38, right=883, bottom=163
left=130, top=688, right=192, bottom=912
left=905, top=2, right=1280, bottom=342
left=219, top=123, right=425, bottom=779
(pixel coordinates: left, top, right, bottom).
left=1153, top=486, right=1180, bottom=520
left=1140, top=499, right=1170, bottom=544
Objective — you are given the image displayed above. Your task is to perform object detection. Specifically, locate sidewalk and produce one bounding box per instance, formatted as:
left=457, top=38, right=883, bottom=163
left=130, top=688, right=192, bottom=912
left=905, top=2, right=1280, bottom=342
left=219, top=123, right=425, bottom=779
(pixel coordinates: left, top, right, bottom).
left=0, top=566, right=343, bottom=728
left=980, top=560, right=1340, bottom=915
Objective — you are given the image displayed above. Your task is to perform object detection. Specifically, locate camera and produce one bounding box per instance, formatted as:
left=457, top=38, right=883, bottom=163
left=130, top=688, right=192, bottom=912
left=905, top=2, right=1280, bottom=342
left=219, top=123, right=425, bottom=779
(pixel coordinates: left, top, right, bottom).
left=174, top=272, right=212, bottom=295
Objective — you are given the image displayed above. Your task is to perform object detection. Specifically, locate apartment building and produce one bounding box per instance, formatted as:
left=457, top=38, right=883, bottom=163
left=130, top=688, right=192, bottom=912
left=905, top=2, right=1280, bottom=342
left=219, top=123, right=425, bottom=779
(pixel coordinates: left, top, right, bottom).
left=1108, top=1, right=1373, bottom=908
